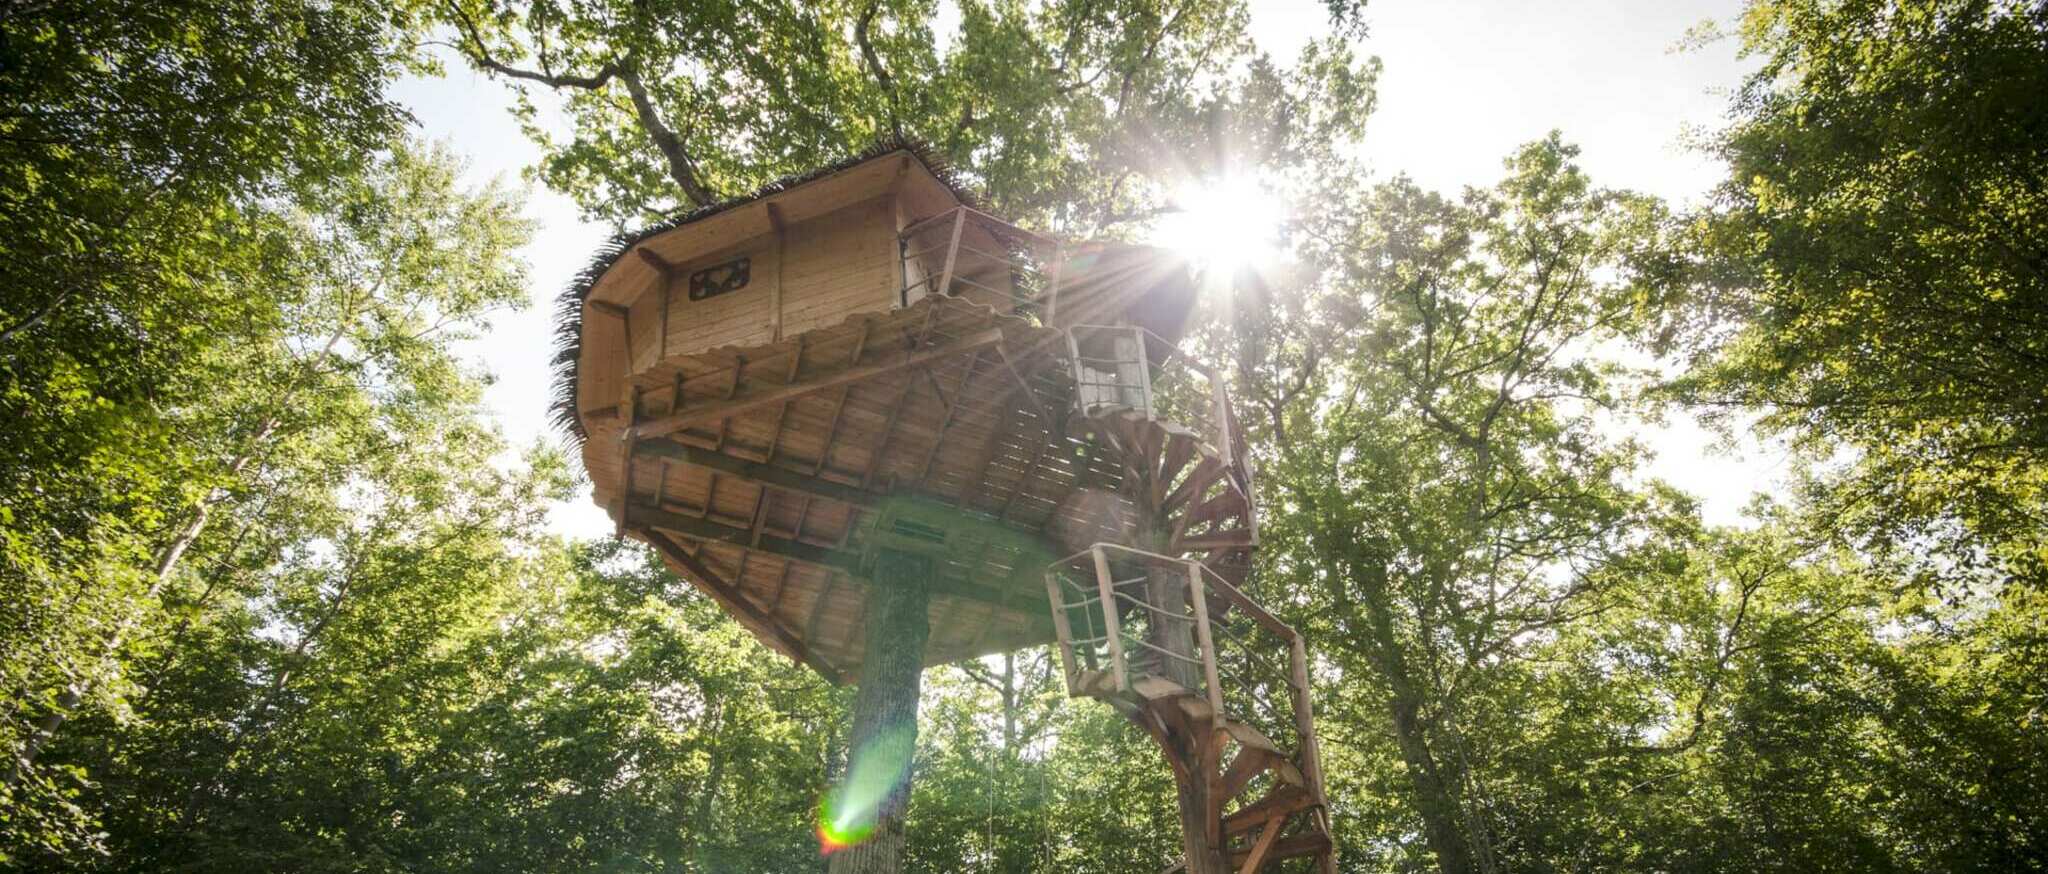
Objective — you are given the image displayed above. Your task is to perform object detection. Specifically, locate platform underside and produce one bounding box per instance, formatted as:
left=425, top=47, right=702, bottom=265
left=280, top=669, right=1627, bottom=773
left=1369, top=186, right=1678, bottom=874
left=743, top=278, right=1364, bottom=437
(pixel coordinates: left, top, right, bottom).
left=583, top=296, right=1152, bottom=680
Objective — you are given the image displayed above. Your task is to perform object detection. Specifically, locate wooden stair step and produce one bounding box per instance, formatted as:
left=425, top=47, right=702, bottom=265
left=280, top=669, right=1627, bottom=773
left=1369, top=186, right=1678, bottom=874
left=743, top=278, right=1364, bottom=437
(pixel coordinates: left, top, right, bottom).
left=1175, top=528, right=1257, bottom=552
left=1181, top=490, right=1247, bottom=528
left=1130, top=673, right=1198, bottom=702
left=1157, top=431, right=1198, bottom=497
left=1162, top=456, right=1226, bottom=513
left=1229, top=831, right=1331, bottom=866
left=1075, top=668, right=1119, bottom=697
left=1223, top=785, right=1317, bottom=837
left=1222, top=719, right=1284, bottom=758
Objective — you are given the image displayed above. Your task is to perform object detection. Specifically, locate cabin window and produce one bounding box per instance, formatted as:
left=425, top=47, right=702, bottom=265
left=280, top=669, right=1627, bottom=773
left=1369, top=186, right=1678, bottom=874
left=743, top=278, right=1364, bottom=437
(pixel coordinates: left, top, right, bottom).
left=688, top=257, right=751, bottom=301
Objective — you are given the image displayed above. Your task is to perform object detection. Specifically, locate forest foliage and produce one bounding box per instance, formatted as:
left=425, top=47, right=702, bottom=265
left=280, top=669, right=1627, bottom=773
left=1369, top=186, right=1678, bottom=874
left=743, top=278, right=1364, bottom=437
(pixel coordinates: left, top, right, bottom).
left=2, top=0, right=2043, bottom=871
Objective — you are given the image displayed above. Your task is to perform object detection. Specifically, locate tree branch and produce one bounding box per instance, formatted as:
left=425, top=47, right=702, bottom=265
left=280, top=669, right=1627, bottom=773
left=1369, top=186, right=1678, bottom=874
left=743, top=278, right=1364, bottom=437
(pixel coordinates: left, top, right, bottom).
left=855, top=1, right=904, bottom=139
left=615, top=67, right=719, bottom=207
left=446, top=2, right=718, bottom=208
left=447, top=2, right=619, bottom=89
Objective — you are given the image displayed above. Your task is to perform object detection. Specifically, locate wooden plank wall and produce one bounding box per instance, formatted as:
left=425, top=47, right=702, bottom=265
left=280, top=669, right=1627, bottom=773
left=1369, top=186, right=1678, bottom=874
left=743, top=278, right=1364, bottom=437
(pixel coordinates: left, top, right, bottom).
left=660, top=239, right=782, bottom=357
left=780, top=196, right=897, bottom=337
left=636, top=195, right=899, bottom=369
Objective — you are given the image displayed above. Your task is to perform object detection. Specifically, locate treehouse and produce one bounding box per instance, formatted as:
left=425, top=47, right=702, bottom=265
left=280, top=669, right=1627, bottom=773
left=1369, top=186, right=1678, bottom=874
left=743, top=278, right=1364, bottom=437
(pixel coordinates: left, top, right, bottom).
left=557, top=142, right=1333, bottom=873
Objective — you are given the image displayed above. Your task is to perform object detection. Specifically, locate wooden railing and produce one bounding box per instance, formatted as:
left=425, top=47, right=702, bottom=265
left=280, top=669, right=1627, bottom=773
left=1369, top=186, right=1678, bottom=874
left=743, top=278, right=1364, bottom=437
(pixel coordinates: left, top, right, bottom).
left=898, top=205, right=1062, bottom=317
left=1043, top=543, right=1325, bottom=797
left=1063, top=325, right=1257, bottom=527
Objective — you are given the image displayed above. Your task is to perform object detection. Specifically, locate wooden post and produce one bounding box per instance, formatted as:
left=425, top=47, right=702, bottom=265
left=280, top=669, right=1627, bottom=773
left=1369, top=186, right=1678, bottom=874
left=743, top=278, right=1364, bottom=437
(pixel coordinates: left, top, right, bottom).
left=1045, top=570, right=1080, bottom=691
left=1188, top=561, right=1224, bottom=719
left=1134, top=327, right=1155, bottom=419
left=1291, top=633, right=1338, bottom=874
left=766, top=202, right=787, bottom=341
left=936, top=208, right=966, bottom=300
left=1090, top=546, right=1126, bottom=693
left=1289, top=634, right=1325, bottom=802
left=1046, top=240, right=1063, bottom=323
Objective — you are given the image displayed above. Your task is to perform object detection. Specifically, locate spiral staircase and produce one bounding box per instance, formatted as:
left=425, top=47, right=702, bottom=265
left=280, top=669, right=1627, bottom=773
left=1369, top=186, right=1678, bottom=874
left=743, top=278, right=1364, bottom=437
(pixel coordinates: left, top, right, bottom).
left=1046, top=326, right=1335, bottom=874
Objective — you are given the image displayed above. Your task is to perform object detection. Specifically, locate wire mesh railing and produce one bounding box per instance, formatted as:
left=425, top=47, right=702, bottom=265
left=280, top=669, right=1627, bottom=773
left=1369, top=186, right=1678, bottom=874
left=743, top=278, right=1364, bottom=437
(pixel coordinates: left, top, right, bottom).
left=1043, top=544, right=1316, bottom=764
left=899, top=205, right=1061, bottom=318
left=1062, top=325, right=1256, bottom=509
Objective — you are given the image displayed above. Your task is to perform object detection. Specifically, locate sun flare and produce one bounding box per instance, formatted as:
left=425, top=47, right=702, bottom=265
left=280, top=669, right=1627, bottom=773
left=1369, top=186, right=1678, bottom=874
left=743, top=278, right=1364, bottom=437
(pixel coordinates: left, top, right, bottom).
left=1150, top=175, right=1286, bottom=274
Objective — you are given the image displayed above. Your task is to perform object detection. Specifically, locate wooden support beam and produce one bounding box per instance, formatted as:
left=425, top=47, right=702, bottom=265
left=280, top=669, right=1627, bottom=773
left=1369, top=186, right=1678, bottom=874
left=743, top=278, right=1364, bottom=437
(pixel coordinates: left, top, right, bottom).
left=998, top=412, right=1055, bottom=520
left=628, top=500, right=858, bottom=572
left=810, top=318, right=876, bottom=475
left=766, top=336, right=805, bottom=463
left=642, top=529, right=842, bottom=683
left=748, top=486, right=772, bottom=549
left=652, top=458, right=671, bottom=508
left=995, top=343, right=1055, bottom=426
left=766, top=202, right=787, bottom=341
left=915, top=349, right=985, bottom=484
left=1174, top=530, right=1257, bottom=552
left=962, top=399, right=1016, bottom=510
left=634, top=247, right=678, bottom=274
left=1222, top=786, right=1315, bottom=837
left=629, top=327, right=1001, bottom=442
left=936, top=208, right=966, bottom=298
left=806, top=574, right=840, bottom=645
left=860, top=375, right=920, bottom=489
left=1217, top=746, right=1276, bottom=805
left=1234, top=813, right=1286, bottom=874
left=634, top=437, right=877, bottom=507
left=770, top=560, right=796, bottom=609
left=814, top=385, right=854, bottom=476
left=1164, top=458, right=1226, bottom=515
left=793, top=495, right=814, bottom=542
left=1228, top=833, right=1330, bottom=868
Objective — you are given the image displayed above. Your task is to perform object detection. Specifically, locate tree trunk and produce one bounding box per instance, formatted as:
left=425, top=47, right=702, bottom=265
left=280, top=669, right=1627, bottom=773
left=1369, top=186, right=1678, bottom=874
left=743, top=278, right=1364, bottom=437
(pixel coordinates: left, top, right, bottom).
left=1174, top=760, right=1230, bottom=874
left=1388, top=692, right=1477, bottom=874
left=827, top=549, right=931, bottom=874
left=6, top=474, right=231, bottom=787
left=1138, top=560, right=1226, bottom=874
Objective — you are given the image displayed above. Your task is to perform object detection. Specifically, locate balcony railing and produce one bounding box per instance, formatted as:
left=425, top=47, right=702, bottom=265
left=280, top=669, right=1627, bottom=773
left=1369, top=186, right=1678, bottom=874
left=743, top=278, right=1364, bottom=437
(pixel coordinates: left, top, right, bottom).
left=1043, top=543, right=1325, bottom=791
left=1064, top=325, right=1257, bottom=523
left=898, top=205, right=1061, bottom=317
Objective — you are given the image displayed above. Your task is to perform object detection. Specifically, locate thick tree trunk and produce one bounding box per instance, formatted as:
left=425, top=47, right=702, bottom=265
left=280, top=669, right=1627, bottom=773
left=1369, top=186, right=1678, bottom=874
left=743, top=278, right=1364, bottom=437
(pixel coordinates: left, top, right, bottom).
left=828, top=549, right=931, bottom=874
left=1355, top=558, right=1478, bottom=874
left=1174, top=763, right=1229, bottom=874
left=1140, top=562, right=1227, bottom=874
left=1388, top=692, right=1477, bottom=874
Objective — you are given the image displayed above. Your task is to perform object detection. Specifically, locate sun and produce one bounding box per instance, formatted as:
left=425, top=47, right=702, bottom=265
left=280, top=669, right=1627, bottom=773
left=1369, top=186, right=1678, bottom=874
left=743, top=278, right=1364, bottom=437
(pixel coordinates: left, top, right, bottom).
left=1149, top=174, right=1286, bottom=274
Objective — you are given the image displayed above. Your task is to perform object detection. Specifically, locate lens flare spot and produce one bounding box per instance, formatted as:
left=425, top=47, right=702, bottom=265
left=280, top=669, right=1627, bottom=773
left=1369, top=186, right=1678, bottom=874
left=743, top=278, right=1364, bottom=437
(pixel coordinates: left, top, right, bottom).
left=815, top=722, right=916, bottom=855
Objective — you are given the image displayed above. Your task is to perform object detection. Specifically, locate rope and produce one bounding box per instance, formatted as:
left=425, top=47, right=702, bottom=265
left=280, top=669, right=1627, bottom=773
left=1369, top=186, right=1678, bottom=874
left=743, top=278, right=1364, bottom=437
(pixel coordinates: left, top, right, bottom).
left=985, top=750, right=996, bottom=872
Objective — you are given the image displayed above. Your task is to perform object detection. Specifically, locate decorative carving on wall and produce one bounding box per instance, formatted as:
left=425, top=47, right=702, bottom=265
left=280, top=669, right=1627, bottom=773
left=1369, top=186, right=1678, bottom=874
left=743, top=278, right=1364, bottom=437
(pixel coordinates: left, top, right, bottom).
left=688, top=257, right=751, bottom=301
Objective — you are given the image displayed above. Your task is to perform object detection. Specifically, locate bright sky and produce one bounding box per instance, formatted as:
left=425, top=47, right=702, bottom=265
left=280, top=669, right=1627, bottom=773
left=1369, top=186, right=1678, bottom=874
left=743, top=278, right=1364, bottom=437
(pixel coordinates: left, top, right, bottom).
left=398, top=0, right=1782, bottom=539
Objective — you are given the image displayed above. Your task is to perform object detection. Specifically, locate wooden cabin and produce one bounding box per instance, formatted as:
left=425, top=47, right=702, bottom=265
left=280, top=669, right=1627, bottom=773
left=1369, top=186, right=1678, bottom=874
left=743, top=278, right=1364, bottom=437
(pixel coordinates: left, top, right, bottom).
left=558, top=143, right=1331, bottom=873
left=558, top=144, right=1210, bottom=679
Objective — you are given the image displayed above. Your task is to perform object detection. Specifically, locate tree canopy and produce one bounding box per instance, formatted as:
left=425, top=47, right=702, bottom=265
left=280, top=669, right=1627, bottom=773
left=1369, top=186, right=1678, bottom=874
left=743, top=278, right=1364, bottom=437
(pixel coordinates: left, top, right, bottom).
left=3, top=0, right=2044, bottom=871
